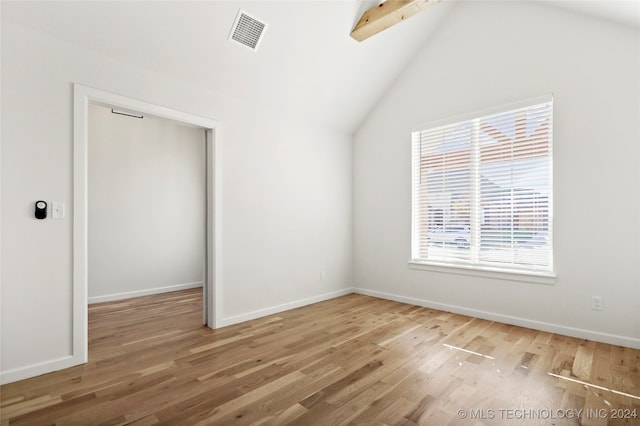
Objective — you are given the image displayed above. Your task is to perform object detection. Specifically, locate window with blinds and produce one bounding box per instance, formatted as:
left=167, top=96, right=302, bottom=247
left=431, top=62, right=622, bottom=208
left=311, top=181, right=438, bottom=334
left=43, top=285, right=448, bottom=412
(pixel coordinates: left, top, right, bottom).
left=411, top=96, right=553, bottom=276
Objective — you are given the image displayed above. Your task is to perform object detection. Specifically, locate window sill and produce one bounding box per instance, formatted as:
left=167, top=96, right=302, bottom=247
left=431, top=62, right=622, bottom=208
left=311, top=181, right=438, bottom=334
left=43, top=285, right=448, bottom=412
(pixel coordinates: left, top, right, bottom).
left=408, top=260, right=556, bottom=285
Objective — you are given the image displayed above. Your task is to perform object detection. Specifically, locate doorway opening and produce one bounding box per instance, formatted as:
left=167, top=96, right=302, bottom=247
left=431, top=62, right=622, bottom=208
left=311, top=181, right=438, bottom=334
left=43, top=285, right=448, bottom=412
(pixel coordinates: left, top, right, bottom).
left=87, top=104, right=206, bottom=307
left=73, top=84, right=222, bottom=366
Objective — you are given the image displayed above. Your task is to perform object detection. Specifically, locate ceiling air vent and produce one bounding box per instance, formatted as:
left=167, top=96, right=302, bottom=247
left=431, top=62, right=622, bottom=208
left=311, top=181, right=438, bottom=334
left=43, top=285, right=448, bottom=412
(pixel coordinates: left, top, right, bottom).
left=228, top=10, right=268, bottom=51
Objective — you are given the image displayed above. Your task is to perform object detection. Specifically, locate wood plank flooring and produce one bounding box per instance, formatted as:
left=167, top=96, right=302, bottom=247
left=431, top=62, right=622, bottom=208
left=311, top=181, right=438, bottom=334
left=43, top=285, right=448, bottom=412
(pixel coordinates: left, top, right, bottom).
left=1, top=289, right=639, bottom=425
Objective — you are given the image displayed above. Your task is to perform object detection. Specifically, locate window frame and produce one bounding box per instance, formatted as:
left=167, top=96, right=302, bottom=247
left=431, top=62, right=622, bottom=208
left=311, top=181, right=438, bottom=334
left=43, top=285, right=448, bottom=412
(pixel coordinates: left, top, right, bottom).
left=409, top=95, right=556, bottom=284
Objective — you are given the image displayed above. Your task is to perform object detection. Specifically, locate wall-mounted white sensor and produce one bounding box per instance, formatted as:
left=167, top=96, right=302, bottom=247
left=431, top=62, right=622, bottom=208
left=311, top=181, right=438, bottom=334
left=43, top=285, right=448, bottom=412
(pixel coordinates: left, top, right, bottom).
left=52, top=202, right=65, bottom=219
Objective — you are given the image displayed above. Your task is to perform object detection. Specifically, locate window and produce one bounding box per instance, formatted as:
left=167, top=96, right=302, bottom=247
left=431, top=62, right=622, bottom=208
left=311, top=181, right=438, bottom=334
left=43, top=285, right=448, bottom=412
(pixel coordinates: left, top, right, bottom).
left=411, top=96, right=553, bottom=278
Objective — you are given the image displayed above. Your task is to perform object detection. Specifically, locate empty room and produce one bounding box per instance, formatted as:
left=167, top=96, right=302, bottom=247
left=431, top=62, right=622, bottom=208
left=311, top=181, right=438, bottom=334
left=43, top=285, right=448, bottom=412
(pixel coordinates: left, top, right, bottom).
left=1, top=0, right=639, bottom=425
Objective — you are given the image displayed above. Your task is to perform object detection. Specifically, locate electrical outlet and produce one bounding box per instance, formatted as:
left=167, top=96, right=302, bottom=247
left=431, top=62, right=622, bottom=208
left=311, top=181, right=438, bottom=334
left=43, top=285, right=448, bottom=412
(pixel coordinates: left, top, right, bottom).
left=591, top=296, right=603, bottom=311
left=320, top=271, right=326, bottom=281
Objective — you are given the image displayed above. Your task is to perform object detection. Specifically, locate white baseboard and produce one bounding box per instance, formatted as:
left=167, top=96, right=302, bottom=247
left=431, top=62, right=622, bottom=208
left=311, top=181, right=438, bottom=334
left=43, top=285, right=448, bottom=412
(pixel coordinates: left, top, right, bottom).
left=218, top=287, right=355, bottom=328
left=88, top=282, right=203, bottom=304
left=0, top=354, right=83, bottom=385
left=353, top=287, right=640, bottom=349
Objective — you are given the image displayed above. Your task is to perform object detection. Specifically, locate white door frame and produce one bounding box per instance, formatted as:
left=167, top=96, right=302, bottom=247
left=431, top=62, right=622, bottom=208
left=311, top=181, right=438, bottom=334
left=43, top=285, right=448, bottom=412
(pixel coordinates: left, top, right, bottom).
left=73, top=84, right=223, bottom=365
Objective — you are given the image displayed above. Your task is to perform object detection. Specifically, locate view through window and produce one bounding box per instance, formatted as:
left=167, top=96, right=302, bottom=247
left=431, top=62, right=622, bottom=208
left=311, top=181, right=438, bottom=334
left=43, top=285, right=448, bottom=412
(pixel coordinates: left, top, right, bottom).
left=411, top=97, right=553, bottom=275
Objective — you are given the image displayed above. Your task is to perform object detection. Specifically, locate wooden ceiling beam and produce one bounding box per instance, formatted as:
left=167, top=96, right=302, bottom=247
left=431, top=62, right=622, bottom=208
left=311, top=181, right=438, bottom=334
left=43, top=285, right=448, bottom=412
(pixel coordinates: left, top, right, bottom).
left=350, top=0, right=441, bottom=42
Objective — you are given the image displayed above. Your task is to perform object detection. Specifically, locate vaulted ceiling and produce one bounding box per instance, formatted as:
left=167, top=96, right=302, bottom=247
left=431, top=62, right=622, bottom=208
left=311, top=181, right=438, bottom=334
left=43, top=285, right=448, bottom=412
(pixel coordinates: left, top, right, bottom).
left=2, top=1, right=638, bottom=133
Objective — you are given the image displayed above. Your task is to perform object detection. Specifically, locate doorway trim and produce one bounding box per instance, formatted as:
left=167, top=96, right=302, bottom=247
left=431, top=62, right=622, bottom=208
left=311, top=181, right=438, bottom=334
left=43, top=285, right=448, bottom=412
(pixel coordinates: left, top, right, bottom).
left=73, top=84, right=223, bottom=365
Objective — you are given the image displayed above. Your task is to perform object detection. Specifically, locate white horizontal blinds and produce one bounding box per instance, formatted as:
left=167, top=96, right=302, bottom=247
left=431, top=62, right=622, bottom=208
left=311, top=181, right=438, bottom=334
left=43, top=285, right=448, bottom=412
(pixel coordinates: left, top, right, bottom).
left=411, top=98, right=553, bottom=274
left=413, top=122, right=472, bottom=263
left=411, top=131, right=422, bottom=258
left=476, top=102, right=552, bottom=271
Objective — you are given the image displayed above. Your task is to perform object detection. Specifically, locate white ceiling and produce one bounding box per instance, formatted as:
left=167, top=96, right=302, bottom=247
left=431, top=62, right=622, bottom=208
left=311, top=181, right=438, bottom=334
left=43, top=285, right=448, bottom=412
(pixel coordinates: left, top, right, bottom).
left=541, top=0, right=640, bottom=29
left=2, top=1, right=638, bottom=133
left=1, top=0, right=456, bottom=132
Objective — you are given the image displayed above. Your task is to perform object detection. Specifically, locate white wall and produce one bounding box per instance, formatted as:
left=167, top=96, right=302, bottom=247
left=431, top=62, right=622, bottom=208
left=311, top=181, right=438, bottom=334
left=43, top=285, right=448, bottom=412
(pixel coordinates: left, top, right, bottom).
left=88, top=104, right=205, bottom=303
left=0, top=21, right=352, bottom=381
left=353, top=1, right=640, bottom=347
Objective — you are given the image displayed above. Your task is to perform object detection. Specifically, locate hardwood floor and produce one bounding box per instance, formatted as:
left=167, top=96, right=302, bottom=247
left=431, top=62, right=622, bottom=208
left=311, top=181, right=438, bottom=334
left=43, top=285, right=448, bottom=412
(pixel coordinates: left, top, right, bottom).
left=1, top=289, right=639, bottom=425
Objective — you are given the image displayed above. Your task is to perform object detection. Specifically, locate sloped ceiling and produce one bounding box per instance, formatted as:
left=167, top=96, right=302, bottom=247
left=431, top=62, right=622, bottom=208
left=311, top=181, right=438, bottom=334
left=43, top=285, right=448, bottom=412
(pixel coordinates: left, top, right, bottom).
left=2, top=1, right=638, bottom=133
left=542, top=0, right=640, bottom=29
left=1, top=0, right=456, bottom=132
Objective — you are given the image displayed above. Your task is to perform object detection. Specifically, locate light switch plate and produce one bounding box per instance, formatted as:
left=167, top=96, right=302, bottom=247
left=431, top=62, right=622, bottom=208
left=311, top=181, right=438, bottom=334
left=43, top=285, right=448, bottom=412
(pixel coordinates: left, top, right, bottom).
left=52, top=202, right=65, bottom=219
